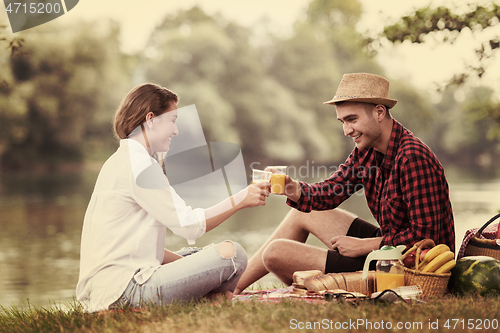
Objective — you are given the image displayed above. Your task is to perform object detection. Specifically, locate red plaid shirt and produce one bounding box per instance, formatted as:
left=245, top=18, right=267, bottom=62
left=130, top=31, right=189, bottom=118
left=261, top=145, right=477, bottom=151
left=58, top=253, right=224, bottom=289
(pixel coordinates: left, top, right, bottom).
left=287, top=120, right=455, bottom=252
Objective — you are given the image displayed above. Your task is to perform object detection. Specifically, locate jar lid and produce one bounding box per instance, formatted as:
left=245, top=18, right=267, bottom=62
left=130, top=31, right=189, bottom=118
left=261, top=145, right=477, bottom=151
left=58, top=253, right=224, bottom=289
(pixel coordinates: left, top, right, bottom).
left=362, top=245, right=406, bottom=279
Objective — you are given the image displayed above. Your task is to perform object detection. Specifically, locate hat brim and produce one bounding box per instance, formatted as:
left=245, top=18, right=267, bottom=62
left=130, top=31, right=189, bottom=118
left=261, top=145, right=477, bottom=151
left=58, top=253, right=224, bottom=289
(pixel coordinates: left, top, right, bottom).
left=323, top=97, right=397, bottom=109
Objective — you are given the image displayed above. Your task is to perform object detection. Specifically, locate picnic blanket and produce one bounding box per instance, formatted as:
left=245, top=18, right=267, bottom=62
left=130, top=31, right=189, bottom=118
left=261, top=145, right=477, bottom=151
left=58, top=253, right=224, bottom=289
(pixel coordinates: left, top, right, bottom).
left=232, top=286, right=421, bottom=304
left=232, top=286, right=326, bottom=304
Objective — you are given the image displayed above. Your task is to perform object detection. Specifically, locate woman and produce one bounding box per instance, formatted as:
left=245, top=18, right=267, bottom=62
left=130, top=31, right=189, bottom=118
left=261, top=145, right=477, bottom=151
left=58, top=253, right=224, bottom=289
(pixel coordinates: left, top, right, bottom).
left=76, top=83, right=269, bottom=312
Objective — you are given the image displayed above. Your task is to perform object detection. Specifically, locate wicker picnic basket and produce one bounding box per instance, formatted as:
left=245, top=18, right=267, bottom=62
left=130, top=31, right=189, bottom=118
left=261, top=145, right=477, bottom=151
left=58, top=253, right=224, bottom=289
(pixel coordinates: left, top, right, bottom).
left=464, top=213, right=500, bottom=260
left=401, top=239, right=451, bottom=298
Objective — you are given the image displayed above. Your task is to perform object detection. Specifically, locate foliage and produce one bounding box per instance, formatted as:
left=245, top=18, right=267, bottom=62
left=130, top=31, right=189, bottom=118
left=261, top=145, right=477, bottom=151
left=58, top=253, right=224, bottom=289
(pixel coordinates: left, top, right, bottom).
left=370, top=3, right=500, bottom=85
left=143, top=1, right=448, bottom=167
left=427, top=86, right=500, bottom=167
left=0, top=20, right=131, bottom=172
left=143, top=6, right=356, bottom=165
left=1, top=1, right=500, bottom=171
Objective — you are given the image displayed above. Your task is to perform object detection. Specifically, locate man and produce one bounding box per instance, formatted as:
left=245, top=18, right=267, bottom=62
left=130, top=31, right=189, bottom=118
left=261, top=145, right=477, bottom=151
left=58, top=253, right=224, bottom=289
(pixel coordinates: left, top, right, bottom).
left=234, top=73, right=455, bottom=293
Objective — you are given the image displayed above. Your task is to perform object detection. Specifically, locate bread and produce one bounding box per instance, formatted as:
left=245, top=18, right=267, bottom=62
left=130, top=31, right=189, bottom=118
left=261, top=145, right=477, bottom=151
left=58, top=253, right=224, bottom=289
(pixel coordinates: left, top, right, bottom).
left=343, top=271, right=376, bottom=295
left=293, top=270, right=323, bottom=287
left=319, top=274, right=339, bottom=290
left=304, top=277, right=327, bottom=292
left=330, top=273, right=346, bottom=290
left=303, top=271, right=376, bottom=296
left=291, top=287, right=308, bottom=296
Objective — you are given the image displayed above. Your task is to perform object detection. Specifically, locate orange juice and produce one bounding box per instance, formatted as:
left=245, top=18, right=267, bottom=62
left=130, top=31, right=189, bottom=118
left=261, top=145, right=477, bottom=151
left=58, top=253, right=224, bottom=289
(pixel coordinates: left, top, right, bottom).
left=270, top=174, right=286, bottom=194
left=376, top=272, right=404, bottom=291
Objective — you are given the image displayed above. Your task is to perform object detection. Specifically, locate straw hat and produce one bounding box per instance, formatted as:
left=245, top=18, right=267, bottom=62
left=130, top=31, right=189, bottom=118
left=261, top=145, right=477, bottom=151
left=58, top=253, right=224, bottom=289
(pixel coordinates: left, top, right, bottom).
left=324, top=73, right=397, bottom=109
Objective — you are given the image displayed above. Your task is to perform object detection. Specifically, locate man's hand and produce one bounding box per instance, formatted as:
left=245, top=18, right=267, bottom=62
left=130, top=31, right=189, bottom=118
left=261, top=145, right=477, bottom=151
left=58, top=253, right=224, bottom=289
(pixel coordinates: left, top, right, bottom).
left=282, top=176, right=301, bottom=202
left=330, top=236, right=382, bottom=258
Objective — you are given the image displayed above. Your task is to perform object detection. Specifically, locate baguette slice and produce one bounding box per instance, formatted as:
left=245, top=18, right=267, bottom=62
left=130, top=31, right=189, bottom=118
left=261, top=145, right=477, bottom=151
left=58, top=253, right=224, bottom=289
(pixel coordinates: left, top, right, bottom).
left=319, top=274, right=339, bottom=290
left=330, top=273, right=346, bottom=290
left=304, top=277, right=328, bottom=292
left=293, top=270, right=323, bottom=287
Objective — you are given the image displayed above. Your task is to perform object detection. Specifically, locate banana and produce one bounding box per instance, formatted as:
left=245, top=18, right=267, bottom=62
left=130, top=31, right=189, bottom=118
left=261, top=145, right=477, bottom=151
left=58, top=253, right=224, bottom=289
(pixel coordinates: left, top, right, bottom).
left=421, top=251, right=455, bottom=273
left=434, top=259, right=456, bottom=274
left=418, top=244, right=450, bottom=269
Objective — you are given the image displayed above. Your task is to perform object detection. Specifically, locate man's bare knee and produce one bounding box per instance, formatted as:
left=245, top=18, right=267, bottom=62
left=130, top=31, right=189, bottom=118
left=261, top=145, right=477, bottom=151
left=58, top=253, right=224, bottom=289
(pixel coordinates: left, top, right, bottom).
left=262, top=239, right=287, bottom=272
left=216, top=241, right=235, bottom=258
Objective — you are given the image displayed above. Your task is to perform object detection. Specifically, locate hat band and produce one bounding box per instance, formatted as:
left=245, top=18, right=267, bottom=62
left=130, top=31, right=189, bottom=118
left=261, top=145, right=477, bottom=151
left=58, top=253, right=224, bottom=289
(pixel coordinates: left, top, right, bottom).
left=335, top=95, right=382, bottom=99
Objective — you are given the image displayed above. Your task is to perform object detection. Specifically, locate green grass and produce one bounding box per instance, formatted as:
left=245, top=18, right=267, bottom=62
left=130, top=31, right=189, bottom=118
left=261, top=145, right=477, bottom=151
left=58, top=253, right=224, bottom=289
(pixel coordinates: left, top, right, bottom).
left=1, top=294, right=499, bottom=333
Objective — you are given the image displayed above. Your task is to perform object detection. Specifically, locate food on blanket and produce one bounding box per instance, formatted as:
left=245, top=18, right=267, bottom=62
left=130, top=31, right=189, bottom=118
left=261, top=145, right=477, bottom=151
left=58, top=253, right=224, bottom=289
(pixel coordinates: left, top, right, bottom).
left=304, top=277, right=327, bottom=292
left=303, top=272, right=376, bottom=296
left=448, top=256, right=500, bottom=296
left=291, top=287, right=308, bottom=296
left=402, top=239, right=435, bottom=269
left=418, top=244, right=451, bottom=270
left=318, top=274, right=338, bottom=290
left=293, top=270, right=323, bottom=288
left=434, top=259, right=456, bottom=274
left=402, top=251, right=416, bottom=268
left=332, top=274, right=346, bottom=290
left=403, top=248, right=432, bottom=268
left=421, top=250, right=455, bottom=273
left=344, top=271, right=370, bottom=294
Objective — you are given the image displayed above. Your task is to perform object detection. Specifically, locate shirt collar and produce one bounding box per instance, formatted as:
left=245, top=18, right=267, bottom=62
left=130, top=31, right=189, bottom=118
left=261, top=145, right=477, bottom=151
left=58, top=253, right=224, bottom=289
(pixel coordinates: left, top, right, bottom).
left=380, top=120, right=404, bottom=170
left=120, top=139, right=156, bottom=181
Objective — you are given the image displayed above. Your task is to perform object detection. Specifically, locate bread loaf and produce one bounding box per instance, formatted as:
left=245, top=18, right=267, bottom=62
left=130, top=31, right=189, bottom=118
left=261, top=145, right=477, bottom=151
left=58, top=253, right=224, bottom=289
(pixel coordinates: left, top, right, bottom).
left=303, top=271, right=376, bottom=296
left=304, top=277, right=327, bottom=292
left=293, top=270, right=323, bottom=288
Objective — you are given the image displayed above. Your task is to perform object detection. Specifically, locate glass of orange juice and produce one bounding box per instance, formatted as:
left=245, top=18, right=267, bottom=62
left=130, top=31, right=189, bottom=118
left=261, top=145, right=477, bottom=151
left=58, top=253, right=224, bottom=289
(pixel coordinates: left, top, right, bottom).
left=252, top=169, right=272, bottom=185
left=267, top=166, right=287, bottom=194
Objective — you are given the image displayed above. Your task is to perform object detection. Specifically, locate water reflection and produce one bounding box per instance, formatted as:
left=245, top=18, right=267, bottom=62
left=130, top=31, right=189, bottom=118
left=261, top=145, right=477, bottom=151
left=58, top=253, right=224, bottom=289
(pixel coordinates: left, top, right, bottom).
left=1, top=168, right=498, bottom=308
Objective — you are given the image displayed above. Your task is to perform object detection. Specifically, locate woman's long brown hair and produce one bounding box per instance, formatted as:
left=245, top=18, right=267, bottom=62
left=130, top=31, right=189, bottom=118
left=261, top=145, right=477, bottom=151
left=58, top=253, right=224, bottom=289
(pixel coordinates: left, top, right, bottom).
left=113, top=83, right=178, bottom=140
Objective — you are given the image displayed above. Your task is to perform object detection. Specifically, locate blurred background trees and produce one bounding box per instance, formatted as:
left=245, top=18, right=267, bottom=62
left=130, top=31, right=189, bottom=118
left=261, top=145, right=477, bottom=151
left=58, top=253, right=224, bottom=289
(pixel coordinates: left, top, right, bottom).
left=371, top=3, right=500, bottom=84
left=0, top=19, right=131, bottom=172
left=1, top=0, right=499, bottom=175
left=368, top=1, right=500, bottom=151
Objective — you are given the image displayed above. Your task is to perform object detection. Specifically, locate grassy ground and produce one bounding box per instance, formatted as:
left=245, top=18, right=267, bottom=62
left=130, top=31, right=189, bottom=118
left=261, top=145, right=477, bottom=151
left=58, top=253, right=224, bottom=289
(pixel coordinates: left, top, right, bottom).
left=1, top=294, right=499, bottom=333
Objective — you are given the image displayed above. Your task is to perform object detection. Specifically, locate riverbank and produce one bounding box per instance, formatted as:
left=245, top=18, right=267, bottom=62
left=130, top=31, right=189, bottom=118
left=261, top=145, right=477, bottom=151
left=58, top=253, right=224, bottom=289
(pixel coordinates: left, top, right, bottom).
left=1, top=294, right=499, bottom=333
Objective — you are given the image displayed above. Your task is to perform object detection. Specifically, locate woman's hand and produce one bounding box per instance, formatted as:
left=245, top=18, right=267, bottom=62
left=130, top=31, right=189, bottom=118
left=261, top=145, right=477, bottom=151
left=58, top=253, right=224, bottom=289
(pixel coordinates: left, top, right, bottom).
left=239, top=182, right=270, bottom=208
left=204, top=182, right=270, bottom=232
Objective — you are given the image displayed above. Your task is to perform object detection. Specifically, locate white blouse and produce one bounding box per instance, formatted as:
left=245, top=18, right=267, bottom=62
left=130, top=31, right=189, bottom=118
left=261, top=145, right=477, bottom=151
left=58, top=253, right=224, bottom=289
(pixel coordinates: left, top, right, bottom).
left=76, top=139, right=206, bottom=312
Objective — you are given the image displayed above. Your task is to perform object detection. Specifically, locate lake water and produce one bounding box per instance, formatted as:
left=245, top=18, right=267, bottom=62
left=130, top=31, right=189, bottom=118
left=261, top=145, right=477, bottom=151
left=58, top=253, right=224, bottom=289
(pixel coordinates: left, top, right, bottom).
left=1, top=166, right=499, bottom=308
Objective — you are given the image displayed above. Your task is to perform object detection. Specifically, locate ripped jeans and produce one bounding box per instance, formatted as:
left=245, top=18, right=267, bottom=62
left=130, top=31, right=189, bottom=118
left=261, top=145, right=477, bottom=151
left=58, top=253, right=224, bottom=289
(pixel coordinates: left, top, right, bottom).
left=109, top=241, right=247, bottom=308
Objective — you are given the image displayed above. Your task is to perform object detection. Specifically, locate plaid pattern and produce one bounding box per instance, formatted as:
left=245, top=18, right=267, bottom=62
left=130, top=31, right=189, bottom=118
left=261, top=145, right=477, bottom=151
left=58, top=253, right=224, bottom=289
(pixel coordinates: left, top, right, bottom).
left=288, top=120, right=455, bottom=252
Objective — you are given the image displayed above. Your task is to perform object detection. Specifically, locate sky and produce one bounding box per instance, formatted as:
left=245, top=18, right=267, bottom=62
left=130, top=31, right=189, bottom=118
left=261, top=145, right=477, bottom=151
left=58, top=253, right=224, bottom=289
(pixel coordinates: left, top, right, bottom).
left=2, top=0, right=499, bottom=99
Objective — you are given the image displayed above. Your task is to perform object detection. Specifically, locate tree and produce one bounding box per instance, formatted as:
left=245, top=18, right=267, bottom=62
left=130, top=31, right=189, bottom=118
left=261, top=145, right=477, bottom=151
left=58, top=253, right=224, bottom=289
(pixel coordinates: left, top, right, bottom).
left=0, top=20, right=131, bottom=172
left=368, top=2, right=500, bottom=143
left=144, top=7, right=339, bottom=166
left=369, top=2, right=500, bottom=85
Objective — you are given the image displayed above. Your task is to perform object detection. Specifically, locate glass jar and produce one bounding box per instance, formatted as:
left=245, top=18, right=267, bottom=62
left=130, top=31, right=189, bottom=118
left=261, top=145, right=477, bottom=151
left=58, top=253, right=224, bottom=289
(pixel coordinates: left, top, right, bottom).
left=376, top=258, right=405, bottom=292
